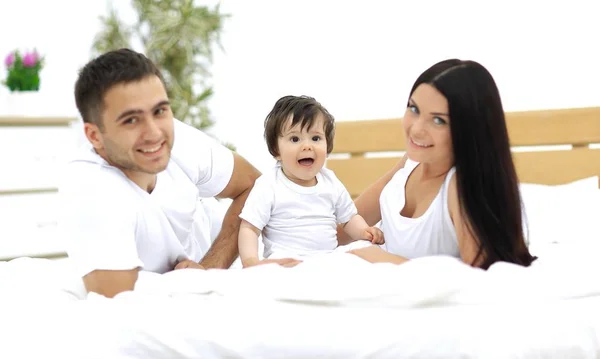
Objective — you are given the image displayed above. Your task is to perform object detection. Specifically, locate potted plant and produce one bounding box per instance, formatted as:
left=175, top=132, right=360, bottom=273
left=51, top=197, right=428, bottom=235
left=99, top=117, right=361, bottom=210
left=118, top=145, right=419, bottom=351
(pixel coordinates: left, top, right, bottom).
left=3, top=50, right=44, bottom=92
left=2, top=49, right=45, bottom=116
left=93, top=0, right=226, bottom=134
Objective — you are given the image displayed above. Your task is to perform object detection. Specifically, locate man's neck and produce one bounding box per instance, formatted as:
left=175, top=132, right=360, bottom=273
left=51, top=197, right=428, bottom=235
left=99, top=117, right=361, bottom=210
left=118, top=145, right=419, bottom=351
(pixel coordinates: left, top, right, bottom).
left=94, top=148, right=158, bottom=193
left=123, top=170, right=158, bottom=193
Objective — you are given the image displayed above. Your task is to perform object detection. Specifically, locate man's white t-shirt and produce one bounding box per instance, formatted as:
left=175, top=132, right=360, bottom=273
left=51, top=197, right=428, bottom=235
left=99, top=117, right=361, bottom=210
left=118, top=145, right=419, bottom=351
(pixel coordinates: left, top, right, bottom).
left=239, top=165, right=357, bottom=259
left=59, top=119, right=234, bottom=277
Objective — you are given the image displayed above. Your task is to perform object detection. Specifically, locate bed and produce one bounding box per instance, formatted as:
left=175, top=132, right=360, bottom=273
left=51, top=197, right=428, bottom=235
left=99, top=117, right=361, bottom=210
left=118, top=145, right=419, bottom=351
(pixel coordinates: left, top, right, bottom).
left=328, top=105, right=600, bottom=254
left=327, top=106, right=600, bottom=196
left=1, top=106, right=600, bottom=359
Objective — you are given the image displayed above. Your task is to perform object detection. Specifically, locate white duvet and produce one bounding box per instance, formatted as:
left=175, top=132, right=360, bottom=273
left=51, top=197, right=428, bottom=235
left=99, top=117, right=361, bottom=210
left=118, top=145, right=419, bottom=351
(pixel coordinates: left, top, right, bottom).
left=1, top=242, right=599, bottom=359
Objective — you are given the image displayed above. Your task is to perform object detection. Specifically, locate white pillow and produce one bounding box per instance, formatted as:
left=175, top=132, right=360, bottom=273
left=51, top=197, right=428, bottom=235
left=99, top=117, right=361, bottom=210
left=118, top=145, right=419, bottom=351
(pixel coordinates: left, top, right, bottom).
left=520, top=176, right=600, bottom=248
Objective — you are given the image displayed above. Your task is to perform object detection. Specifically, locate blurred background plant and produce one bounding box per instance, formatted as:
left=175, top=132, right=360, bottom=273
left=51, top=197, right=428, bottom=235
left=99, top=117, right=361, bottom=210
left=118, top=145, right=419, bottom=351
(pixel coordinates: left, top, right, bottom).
left=3, top=50, right=44, bottom=92
left=92, top=0, right=234, bottom=149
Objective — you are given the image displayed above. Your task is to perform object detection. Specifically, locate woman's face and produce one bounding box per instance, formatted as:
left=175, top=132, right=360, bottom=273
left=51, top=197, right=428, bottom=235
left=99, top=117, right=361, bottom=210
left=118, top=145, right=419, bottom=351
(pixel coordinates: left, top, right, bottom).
left=402, top=83, right=453, bottom=166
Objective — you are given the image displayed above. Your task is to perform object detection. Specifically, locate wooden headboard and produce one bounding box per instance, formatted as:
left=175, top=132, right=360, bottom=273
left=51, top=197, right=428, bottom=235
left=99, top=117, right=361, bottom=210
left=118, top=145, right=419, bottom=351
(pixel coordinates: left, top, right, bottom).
left=327, top=106, right=600, bottom=198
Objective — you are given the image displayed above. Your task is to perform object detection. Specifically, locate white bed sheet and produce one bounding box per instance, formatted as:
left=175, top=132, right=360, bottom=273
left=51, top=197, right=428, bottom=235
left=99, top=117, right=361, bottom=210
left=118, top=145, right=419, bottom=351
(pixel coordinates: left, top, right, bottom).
left=1, top=241, right=600, bottom=359
left=5, top=292, right=596, bottom=359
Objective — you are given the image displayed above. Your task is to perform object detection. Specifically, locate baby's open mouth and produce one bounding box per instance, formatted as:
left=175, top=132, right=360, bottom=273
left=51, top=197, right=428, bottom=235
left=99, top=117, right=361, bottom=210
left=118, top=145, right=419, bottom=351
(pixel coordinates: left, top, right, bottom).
left=298, top=158, right=314, bottom=166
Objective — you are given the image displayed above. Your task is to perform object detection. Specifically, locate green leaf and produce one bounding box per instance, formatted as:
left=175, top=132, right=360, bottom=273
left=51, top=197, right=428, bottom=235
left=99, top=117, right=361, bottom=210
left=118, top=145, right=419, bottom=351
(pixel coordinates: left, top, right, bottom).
left=91, top=0, right=229, bottom=147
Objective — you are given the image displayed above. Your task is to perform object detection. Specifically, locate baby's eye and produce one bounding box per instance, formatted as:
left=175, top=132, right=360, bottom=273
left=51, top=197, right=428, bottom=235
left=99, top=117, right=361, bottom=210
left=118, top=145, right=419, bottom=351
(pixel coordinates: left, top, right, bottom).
left=312, top=136, right=321, bottom=142
left=290, top=136, right=300, bottom=143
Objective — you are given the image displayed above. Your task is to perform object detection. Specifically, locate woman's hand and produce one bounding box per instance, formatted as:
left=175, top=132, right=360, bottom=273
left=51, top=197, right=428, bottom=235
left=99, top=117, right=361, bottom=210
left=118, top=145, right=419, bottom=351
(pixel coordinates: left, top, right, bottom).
left=243, top=258, right=302, bottom=268
left=348, top=245, right=408, bottom=265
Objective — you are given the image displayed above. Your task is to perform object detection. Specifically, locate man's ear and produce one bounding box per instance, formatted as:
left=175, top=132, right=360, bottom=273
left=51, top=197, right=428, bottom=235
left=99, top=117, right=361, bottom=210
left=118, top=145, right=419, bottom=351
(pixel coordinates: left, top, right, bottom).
left=84, top=122, right=104, bottom=150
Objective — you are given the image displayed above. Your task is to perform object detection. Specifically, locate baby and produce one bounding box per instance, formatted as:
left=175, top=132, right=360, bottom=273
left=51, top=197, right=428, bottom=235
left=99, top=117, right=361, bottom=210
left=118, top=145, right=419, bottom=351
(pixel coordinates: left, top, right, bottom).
left=238, top=95, right=384, bottom=267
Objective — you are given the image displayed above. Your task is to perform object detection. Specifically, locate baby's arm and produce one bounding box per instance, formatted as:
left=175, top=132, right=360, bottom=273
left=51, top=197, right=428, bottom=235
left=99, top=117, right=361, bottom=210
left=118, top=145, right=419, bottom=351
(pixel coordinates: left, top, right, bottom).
left=342, top=215, right=384, bottom=244
left=238, top=220, right=302, bottom=268
left=238, top=220, right=262, bottom=267
left=330, top=169, right=384, bottom=244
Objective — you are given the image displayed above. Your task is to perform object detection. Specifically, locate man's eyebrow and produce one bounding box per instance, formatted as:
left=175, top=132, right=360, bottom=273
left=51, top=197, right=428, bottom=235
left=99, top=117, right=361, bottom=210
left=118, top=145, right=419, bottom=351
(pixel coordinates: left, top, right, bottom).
left=115, top=108, right=143, bottom=122
left=152, top=100, right=170, bottom=110
left=115, top=100, right=171, bottom=122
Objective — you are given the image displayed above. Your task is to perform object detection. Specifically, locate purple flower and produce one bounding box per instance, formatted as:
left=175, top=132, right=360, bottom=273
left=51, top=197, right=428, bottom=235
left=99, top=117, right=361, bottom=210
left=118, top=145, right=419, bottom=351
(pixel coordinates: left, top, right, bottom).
left=4, top=52, right=15, bottom=67
left=22, top=52, right=38, bottom=67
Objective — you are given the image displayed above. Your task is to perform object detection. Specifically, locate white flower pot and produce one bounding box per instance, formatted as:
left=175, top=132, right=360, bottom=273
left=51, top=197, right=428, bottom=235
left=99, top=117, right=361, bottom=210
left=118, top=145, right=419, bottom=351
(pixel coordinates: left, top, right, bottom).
left=1, top=91, right=46, bottom=117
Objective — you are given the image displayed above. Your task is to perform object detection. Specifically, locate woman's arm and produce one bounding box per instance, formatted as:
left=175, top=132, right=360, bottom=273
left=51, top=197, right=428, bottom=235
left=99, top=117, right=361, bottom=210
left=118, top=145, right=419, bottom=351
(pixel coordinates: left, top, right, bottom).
left=337, top=155, right=408, bottom=246
left=348, top=245, right=409, bottom=264
left=348, top=175, right=483, bottom=267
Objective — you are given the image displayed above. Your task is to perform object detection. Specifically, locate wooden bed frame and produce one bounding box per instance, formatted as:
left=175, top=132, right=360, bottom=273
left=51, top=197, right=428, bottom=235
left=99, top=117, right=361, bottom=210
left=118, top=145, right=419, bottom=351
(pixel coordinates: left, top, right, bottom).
left=327, top=106, right=600, bottom=198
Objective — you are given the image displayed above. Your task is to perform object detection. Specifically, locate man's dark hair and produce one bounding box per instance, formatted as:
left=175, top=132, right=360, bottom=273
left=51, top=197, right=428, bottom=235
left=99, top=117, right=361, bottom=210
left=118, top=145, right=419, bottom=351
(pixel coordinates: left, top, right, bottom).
left=74, top=48, right=165, bottom=129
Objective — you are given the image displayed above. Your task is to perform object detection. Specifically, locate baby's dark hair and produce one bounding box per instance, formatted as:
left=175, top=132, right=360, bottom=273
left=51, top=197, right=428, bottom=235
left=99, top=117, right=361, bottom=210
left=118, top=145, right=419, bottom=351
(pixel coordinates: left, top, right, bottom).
left=264, top=95, right=335, bottom=157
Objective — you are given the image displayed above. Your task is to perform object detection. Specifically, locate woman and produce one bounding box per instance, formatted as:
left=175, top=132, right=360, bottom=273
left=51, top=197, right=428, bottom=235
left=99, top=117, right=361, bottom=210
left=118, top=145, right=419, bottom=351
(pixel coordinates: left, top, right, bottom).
left=341, top=59, right=537, bottom=269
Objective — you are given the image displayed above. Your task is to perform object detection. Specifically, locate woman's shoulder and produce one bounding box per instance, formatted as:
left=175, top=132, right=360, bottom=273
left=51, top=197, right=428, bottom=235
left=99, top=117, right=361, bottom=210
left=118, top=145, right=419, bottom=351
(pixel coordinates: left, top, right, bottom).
left=445, top=169, right=461, bottom=225
left=390, top=153, right=411, bottom=175
left=376, top=155, right=413, bottom=199
left=387, top=154, right=413, bottom=181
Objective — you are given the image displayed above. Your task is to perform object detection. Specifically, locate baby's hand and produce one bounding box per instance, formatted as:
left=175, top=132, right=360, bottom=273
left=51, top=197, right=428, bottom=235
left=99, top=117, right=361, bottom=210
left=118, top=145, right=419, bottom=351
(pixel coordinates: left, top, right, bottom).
left=363, top=227, right=384, bottom=245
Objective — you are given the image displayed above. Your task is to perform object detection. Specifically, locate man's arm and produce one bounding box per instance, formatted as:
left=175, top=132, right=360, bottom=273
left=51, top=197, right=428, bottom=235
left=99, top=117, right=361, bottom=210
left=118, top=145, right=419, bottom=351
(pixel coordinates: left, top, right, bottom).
left=60, top=167, right=143, bottom=298
left=199, top=152, right=261, bottom=269
left=82, top=268, right=140, bottom=298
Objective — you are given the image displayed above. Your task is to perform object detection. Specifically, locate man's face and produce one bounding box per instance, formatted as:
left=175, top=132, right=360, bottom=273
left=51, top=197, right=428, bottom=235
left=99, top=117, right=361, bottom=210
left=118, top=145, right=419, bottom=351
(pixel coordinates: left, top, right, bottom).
left=85, top=75, right=175, bottom=179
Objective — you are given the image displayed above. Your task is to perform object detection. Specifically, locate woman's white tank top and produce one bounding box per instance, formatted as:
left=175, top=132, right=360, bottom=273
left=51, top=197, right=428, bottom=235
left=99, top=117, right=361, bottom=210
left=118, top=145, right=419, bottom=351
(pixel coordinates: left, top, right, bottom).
left=378, top=158, right=460, bottom=259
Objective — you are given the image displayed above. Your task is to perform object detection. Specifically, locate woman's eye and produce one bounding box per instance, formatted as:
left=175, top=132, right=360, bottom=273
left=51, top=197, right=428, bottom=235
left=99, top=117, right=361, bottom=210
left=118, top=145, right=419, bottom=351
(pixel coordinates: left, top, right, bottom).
left=433, top=117, right=447, bottom=125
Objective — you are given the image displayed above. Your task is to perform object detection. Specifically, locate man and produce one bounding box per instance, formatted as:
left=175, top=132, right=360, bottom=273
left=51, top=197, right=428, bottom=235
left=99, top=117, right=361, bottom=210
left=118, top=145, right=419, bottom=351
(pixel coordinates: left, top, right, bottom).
left=59, top=48, right=261, bottom=298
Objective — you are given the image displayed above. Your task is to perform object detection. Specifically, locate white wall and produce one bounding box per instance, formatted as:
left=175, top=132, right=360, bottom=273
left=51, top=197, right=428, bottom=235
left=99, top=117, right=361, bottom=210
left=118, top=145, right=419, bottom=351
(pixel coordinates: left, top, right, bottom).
left=0, top=1, right=102, bottom=116
left=1, top=0, right=599, bottom=173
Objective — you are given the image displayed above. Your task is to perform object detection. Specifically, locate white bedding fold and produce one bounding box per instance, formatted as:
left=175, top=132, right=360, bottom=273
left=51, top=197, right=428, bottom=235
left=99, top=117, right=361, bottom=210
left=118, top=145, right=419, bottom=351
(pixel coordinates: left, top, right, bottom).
left=2, top=242, right=599, bottom=308
left=1, top=242, right=600, bottom=359
left=130, top=245, right=600, bottom=308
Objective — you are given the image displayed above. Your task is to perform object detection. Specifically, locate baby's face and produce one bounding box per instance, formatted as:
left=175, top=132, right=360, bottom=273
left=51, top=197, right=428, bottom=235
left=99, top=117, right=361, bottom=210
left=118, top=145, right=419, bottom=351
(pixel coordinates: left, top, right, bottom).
left=276, top=114, right=328, bottom=187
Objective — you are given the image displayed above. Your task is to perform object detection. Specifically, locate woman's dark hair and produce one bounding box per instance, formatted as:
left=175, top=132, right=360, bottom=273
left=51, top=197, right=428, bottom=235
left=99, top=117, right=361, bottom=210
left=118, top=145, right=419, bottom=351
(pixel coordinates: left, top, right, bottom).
left=409, top=59, right=536, bottom=269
